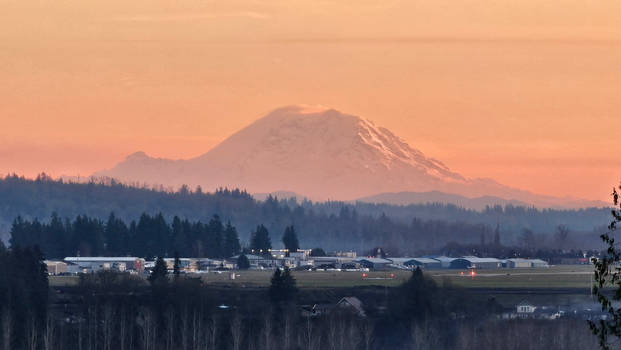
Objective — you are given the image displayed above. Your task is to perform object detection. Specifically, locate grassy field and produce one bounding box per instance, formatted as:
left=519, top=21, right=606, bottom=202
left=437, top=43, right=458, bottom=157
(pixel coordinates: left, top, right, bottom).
left=428, top=265, right=593, bottom=289
left=49, top=265, right=595, bottom=290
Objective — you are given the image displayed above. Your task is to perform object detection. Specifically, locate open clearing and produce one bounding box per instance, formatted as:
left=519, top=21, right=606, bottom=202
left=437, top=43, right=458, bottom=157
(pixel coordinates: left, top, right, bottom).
left=50, top=265, right=594, bottom=290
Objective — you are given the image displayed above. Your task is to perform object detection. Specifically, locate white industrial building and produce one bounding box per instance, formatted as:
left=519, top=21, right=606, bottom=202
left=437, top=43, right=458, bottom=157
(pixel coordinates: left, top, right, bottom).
left=64, top=257, right=145, bottom=273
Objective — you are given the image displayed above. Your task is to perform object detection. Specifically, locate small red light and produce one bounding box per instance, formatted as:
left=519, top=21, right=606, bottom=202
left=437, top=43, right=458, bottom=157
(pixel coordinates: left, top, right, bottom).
left=470, top=270, right=476, bottom=276
left=390, top=273, right=394, bottom=278
left=362, top=273, right=367, bottom=278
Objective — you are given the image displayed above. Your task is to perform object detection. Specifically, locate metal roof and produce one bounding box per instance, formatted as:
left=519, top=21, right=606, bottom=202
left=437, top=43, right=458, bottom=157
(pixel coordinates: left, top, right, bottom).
left=389, top=257, right=440, bottom=264
left=355, top=257, right=392, bottom=264
left=459, top=257, right=501, bottom=263
left=433, top=256, right=457, bottom=262
left=529, top=259, right=549, bottom=264
left=64, top=257, right=142, bottom=262
left=230, top=254, right=264, bottom=260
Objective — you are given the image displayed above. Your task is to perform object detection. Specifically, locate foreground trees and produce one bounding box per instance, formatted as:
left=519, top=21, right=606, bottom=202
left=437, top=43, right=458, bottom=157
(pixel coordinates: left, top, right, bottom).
left=269, top=267, right=298, bottom=304
left=591, top=183, right=621, bottom=349
left=0, top=246, right=48, bottom=350
left=0, top=255, right=604, bottom=350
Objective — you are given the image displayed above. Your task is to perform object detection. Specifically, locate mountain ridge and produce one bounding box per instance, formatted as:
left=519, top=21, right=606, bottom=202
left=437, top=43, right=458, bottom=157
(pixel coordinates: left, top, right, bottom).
left=94, top=105, right=606, bottom=209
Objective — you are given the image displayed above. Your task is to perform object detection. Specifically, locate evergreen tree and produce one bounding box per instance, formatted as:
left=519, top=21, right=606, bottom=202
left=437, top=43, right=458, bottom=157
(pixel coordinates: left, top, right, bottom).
left=223, top=222, right=241, bottom=257
left=282, top=225, right=300, bottom=254
left=104, top=212, right=129, bottom=256
left=493, top=224, right=501, bottom=246
left=46, top=212, right=67, bottom=258
left=237, top=254, right=250, bottom=269
left=149, top=257, right=168, bottom=286
left=269, top=267, right=297, bottom=303
left=73, top=215, right=105, bottom=256
left=207, top=215, right=224, bottom=258
left=173, top=251, right=181, bottom=280
left=250, top=224, right=272, bottom=255
left=171, top=216, right=188, bottom=256
left=393, top=267, right=437, bottom=321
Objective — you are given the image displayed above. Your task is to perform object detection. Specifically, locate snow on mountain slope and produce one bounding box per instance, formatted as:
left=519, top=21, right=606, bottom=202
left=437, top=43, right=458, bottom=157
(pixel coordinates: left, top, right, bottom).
left=94, top=105, right=606, bottom=208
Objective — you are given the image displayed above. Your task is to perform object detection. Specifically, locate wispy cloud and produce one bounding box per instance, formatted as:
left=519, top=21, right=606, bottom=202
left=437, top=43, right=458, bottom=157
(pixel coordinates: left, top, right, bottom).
left=270, top=36, right=621, bottom=46
left=111, top=11, right=270, bottom=22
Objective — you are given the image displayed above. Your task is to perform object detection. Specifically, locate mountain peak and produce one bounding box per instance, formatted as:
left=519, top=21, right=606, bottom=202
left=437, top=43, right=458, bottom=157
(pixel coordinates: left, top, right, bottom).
left=94, top=106, right=600, bottom=208
left=126, top=151, right=150, bottom=160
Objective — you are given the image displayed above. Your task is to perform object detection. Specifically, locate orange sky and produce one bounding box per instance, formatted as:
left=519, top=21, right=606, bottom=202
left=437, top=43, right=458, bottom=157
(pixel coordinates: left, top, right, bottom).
left=1, top=0, right=620, bottom=201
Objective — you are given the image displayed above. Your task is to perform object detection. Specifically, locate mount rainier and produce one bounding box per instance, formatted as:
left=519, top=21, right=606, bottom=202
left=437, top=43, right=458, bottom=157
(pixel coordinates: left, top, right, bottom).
left=94, top=105, right=605, bottom=209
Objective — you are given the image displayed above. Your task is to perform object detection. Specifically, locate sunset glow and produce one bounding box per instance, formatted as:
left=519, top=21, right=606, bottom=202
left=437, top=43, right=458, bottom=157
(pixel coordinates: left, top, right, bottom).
left=1, top=0, right=620, bottom=201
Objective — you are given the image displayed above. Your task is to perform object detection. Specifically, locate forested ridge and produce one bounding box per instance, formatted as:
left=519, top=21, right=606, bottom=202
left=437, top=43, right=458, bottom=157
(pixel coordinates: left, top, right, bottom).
left=0, top=174, right=610, bottom=253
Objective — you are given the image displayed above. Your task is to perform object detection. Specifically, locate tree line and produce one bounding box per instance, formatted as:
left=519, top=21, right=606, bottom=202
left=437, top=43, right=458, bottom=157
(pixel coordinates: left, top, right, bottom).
left=9, top=213, right=306, bottom=259
left=0, top=174, right=609, bottom=253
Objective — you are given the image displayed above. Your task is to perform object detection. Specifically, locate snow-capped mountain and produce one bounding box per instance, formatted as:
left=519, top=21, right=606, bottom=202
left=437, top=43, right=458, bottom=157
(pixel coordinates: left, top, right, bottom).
left=94, top=105, right=606, bottom=208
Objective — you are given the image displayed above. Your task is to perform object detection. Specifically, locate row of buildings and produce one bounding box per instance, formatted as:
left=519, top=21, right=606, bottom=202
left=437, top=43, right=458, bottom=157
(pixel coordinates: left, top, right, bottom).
left=339, top=256, right=549, bottom=270
left=44, top=252, right=550, bottom=275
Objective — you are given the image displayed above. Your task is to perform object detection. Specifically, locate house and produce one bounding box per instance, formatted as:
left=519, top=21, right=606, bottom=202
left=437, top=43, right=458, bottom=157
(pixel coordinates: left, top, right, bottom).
left=355, top=257, right=392, bottom=270
left=164, top=258, right=197, bottom=272
left=45, top=260, right=67, bottom=275
left=337, top=297, right=366, bottom=317
left=301, top=297, right=366, bottom=318
left=516, top=301, right=537, bottom=318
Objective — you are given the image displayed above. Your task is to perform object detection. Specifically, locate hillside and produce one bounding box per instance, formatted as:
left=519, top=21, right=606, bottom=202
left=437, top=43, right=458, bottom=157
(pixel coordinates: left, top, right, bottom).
left=0, top=175, right=611, bottom=252
left=356, top=191, right=529, bottom=211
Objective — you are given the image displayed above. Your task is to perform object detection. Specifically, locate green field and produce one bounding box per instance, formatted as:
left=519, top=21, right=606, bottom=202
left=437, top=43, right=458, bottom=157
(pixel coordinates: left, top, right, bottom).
left=50, top=265, right=595, bottom=290
left=428, top=265, right=593, bottom=289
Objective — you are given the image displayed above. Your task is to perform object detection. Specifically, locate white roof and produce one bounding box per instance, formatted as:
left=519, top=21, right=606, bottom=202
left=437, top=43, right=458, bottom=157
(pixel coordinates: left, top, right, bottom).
left=412, top=258, right=441, bottom=264
left=338, top=297, right=365, bottom=316
left=230, top=254, right=264, bottom=260
left=313, top=256, right=354, bottom=262
left=388, top=258, right=415, bottom=264
left=64, top=257, right=141, bottom=262
left=460, top=257, right=501, bottom=263
left=530, top=259, right=549, bottom=264
left=432, top=256, right=456, bottom=262
left=44, top=260, right=67, bottom=265
left=389, top=257, right=440, bottom=264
